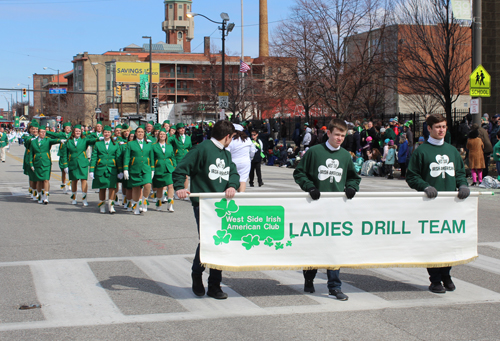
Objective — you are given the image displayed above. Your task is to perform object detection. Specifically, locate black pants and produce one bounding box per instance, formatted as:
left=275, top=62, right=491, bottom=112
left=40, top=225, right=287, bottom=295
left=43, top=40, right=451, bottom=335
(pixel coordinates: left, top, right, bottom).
left=192, top=206, right=222, bottom=286
left=399, top=162, right=407, bottom=178
left=483, top=153, right=491, bottom=177
left=249, top=161, right=262, bottom=185
left=427, top=266, right=451, bottom=284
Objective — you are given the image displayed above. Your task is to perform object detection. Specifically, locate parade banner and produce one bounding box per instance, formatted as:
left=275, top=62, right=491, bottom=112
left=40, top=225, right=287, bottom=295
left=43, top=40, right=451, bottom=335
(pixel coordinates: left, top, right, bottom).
left=198, top=192, right=481, bottom=271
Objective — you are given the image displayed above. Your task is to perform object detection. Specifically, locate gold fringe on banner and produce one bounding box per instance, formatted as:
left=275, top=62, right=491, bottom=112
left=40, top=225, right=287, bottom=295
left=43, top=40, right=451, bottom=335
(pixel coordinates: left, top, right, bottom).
left=201, top=256, right=478, bottom=272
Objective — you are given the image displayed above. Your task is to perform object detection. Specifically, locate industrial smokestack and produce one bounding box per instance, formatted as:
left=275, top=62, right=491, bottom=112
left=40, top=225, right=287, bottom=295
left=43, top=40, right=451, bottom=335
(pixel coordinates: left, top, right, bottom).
left=259, top=0, right=269, bottom=57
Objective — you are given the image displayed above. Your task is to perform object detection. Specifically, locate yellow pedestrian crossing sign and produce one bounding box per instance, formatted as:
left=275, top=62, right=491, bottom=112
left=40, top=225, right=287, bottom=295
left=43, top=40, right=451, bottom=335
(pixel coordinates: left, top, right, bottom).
left=470, top=65, right=491, bottom=97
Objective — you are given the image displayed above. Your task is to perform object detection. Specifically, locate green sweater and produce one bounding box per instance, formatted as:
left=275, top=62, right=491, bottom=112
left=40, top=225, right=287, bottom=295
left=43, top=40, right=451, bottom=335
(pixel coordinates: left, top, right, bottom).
left=293, top=143, right=361, bottom=193
left=406, top=141, right=467, bottom=191
left=172, top=139, right=240, bottom=206
left=0, top=131, right=9, bottom=148
left=493, top=141, right=500, bottom=162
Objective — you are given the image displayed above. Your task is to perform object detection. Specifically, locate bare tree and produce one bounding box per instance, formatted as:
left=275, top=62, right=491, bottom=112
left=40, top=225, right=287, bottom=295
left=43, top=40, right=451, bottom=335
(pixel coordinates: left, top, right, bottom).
left=271, top=5, right=322, bottom=121
left=394, top=0, right=471, bottom=127
left=298, top=0, right=392, bottom=119
left=401, top=94, right=441, bottom=116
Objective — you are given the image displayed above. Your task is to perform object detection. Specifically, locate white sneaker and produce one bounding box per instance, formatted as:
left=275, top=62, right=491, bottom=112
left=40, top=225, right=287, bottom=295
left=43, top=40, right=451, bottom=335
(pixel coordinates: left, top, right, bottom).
left=71, top=193, right=77, bottom=205
left=43, top=192, right=49, bottom=205
left=132, top=201, right=141, bottom=215
left=155, top=201, right=163, bottom=211
left=99, top=201, right=106, bottom=214
left=167, top=202, right=174, bottom=212
left=82, top=194, right=89, bottom=207
left=127, top=201, right=133, bottom=212
left=108, top=200, right=116, bottom=214
left=141, top=197, right=148, bottom=212
left=32, top=191, right=38, bottom=201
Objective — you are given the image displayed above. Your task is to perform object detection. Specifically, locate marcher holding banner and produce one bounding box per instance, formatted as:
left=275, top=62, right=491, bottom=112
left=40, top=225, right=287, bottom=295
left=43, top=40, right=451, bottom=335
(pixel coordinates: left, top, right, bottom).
left=293, top=118, right=361, bottom=301
left=173, top=120, right=240, bottom=300
left=406, top=113, right=470, bottom=294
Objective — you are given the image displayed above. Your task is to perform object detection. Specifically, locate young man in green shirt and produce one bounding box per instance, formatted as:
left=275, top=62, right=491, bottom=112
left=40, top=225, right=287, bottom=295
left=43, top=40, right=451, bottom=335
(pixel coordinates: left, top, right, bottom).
left=406, top=113, right=470, bottom=293
left=293, top=119, right=361, bottom=301
left=174, top=120, right=240, bottom=300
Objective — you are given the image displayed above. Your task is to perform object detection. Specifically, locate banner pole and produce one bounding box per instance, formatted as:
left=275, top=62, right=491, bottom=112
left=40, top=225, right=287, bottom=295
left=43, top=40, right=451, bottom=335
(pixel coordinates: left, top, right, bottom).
left=189, top=191, right=493, bottom=198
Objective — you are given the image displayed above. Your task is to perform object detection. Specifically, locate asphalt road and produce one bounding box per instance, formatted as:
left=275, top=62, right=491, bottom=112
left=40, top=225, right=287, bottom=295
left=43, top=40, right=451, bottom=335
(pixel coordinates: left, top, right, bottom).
left=1, top=144, right=500, bottom=341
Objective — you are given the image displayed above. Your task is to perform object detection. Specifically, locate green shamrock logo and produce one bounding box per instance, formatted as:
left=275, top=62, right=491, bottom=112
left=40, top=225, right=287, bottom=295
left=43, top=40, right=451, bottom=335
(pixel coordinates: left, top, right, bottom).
left=214, top=199, right=238, bottom=218
left=289, top=234, right=296, bottom=239
left=275, top=242, right=284, bottom=250
left=286, top=240, right=292, bottom=247
left=242, top=234, right=260, bottom=250
left=213, top=230, right=231, bottom=245
left=264, top=237, right=274, bottom=247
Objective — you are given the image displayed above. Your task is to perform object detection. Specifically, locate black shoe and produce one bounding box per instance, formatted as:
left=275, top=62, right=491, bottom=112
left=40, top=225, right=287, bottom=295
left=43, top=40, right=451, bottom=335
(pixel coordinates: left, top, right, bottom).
left=304, top=279, right=315, bottom=293
left=429, top=282, right=446, bottom=293
left=470, top=182, right=477, bottom=186
left=328, top=289, right=348, bottom=300
left=207, top=285, right=228, bottom=299
left=249, top=183, right=254, bottom=187
left=191, top=273, right=205, bottom=297
left=442, top=277, right=456, bottom=291
left=258, top=182, right=264, bottom=187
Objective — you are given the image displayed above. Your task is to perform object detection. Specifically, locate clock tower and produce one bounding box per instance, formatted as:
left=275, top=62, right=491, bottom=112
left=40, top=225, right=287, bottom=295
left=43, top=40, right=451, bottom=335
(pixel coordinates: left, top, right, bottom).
left=162, top=0, right=194, bottom=52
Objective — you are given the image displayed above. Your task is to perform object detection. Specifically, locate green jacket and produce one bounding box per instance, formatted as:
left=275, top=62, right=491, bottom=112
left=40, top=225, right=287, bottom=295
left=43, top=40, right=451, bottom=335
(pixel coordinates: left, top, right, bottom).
left=152, top=142, right=176, bottom=176
left=0, top=131, right=9, bottom=148
left=169, top=134, right=192, bottom=162
left=28, top=137, right=62, bottom=180
left=59, top=137, right=96, bottom=170
left=90, top=140, right=123, bottom=176
left=123, top=139, right=154, bottom=175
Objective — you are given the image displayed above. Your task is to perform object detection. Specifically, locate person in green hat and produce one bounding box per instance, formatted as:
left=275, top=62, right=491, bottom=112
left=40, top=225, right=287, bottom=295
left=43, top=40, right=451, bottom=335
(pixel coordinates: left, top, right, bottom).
left=0, top=127, right=9, bottom=162
left=113, top=125, right=123, bottom=142
left=121, top=128, right=135, bottom=211
left=89, top=125, right=123, bottom=214
left=151, top=128, right=176, bottom=211
left=146, top=121, right=154, bottom=136
left=23, top=122, right=40, bottom=200
left=123, top=125, right=154, bottom=214
left=47, top=122, right=73, bottom=193
left=28, top=125, right=66, bottom=204
left=59, top=125, right=98, bottom=207
left=162, top=120, right=170, bottom=133
left=169, top=124, right=176, bottom=137
left=169, top=122, right=192, bottom=197
left=87, top=121, right=104, bottom=140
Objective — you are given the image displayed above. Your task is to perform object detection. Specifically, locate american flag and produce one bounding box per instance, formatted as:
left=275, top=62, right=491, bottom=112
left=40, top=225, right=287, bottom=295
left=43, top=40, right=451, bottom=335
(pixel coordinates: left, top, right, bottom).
left=239, top=60, right=251, bottom=73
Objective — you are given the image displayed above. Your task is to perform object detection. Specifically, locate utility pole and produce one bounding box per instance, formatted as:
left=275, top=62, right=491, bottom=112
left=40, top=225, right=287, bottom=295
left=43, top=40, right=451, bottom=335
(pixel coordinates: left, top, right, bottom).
left=472, top=0, right=482, bottom=126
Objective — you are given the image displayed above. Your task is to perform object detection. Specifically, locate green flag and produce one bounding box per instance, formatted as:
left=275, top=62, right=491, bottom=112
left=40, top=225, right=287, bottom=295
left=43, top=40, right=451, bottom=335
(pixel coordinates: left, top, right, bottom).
left=140, top=74, right=149, bottom=100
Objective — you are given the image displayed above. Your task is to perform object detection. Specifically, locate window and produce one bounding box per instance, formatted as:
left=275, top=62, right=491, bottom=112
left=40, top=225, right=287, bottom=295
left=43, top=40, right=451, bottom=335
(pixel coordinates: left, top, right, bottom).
left=179, top=4, right=182, bottom=8
left=187, top=5, right=190, bottom=10
left=277, top=67, right=282, bottom=74
left=178, top=32, right=183, bottom=39
left=106, top=81, right=110, bottom=90
left=169, top=4, right=172, bottom=9
left=268, top=67, right=273, bottom=76
left=179, top=16, right=182, bottom=20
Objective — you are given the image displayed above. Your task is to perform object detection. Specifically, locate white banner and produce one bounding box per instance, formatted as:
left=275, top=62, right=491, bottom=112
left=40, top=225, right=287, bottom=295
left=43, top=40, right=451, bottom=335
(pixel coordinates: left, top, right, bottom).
left=198, top=192, right=479, bottom=271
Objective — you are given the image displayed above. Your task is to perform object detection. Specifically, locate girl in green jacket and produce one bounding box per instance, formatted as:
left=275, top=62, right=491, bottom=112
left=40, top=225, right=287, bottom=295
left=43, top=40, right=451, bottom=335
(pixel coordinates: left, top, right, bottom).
left=90, top=126, right=123, bottom=214
left=28, top=125, right=65, bottom=204
left=24, top=122, right=39, bottom=201
left=123, top=126, right=154, bottom=215
left=47, top=122, right=72, bottom=193
left=60, top=125, right=98, bottom=206
left=169, top=123, right=192, bottom=196
left=152, top=128, right=176, bottom=212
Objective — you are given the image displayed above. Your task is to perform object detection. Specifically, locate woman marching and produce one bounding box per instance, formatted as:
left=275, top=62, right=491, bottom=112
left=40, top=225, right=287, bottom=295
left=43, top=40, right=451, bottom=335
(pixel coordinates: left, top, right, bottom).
left=89, top=126, right=123, bottom=214
left=47, top=122, right=72, bottom=193
left=28, top=125, right=65, bottom=204
left=60, top=125, right=97, bottom=206
left=152, top=128, right=176, bottom=212
left=169, top=123, right=192, bottom=197
left=23, top=121, right=39, bottom=200
left=123, top=125, right=154, bottom=215
left=227, top=124, right=255, bottom=192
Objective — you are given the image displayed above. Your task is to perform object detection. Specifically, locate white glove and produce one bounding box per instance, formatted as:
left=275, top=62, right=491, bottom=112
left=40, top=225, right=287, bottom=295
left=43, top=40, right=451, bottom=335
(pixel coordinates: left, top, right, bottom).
left=147, top=139, right=152, bottom=143
left=31, top=137, right=37, bottom=141
left=117, top=173, right=124, bottom=180
left=151, top=171, right=155, bottom=178
left=119, top=142, right=125, bottom=145
left=60, top=139, right=67, bottom=143
left=64, top=167, right=69, bottom=174
left=99, top=136, right=105, bottom=141
left=113, top=137, right=117, bottom=141
left=124, top=170, right=129, bottom=180
left=89, top=172, right=94, bottom=180
left=31, top=166, right=35, bottom=171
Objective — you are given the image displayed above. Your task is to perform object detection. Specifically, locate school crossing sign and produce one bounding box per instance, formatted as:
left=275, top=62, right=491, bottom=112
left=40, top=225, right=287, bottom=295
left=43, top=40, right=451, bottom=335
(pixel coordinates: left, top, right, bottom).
left=470, top=65, right=491, bottom=98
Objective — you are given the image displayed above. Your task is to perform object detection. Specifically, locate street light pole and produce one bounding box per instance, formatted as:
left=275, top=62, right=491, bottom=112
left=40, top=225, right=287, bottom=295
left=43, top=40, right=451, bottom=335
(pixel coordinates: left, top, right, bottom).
left=472, top=0, right=482, bottom=126
left=142, top=36, right=153, bottom=117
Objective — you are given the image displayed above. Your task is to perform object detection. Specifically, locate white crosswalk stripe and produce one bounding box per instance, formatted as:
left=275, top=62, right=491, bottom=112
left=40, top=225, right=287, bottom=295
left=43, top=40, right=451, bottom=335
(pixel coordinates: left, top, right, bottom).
left=1, top=253, right=500, bottom=331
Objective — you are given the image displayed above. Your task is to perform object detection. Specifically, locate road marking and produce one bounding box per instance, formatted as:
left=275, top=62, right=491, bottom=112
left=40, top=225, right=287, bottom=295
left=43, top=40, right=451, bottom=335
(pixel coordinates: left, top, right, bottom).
left=1, top=254, right=500, bottom=331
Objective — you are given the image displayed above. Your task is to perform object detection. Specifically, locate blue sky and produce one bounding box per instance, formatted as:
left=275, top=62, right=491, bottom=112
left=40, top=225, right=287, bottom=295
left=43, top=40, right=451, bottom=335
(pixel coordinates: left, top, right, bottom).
left=0, top=0, right=292, bottom=111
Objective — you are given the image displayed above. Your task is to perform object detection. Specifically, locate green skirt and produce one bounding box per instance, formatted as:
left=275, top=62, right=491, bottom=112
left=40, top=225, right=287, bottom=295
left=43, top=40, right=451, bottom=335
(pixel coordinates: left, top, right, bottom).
left=69, top=167, right=89, bottom=181
left=128, top=170, right=152, bottom=188
left=152, top=172, right=173, bottom=188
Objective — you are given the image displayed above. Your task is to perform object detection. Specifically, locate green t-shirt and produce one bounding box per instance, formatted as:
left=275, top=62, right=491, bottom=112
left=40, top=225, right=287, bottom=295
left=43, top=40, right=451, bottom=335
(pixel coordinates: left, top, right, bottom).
left=406, top=141, right=467, bottom=192
left=493, top=141, right=500, bottom=162
left=172, top=139, right=240, bottom=206
left=293, top=143, right=361, bottom=193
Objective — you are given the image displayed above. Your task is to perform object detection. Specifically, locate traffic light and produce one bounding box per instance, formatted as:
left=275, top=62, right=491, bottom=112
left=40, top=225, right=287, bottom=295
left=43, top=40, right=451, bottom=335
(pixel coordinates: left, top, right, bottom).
left=114, top=85, right=122, bottom=97
left=22, top=88, right=27, bottom=97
